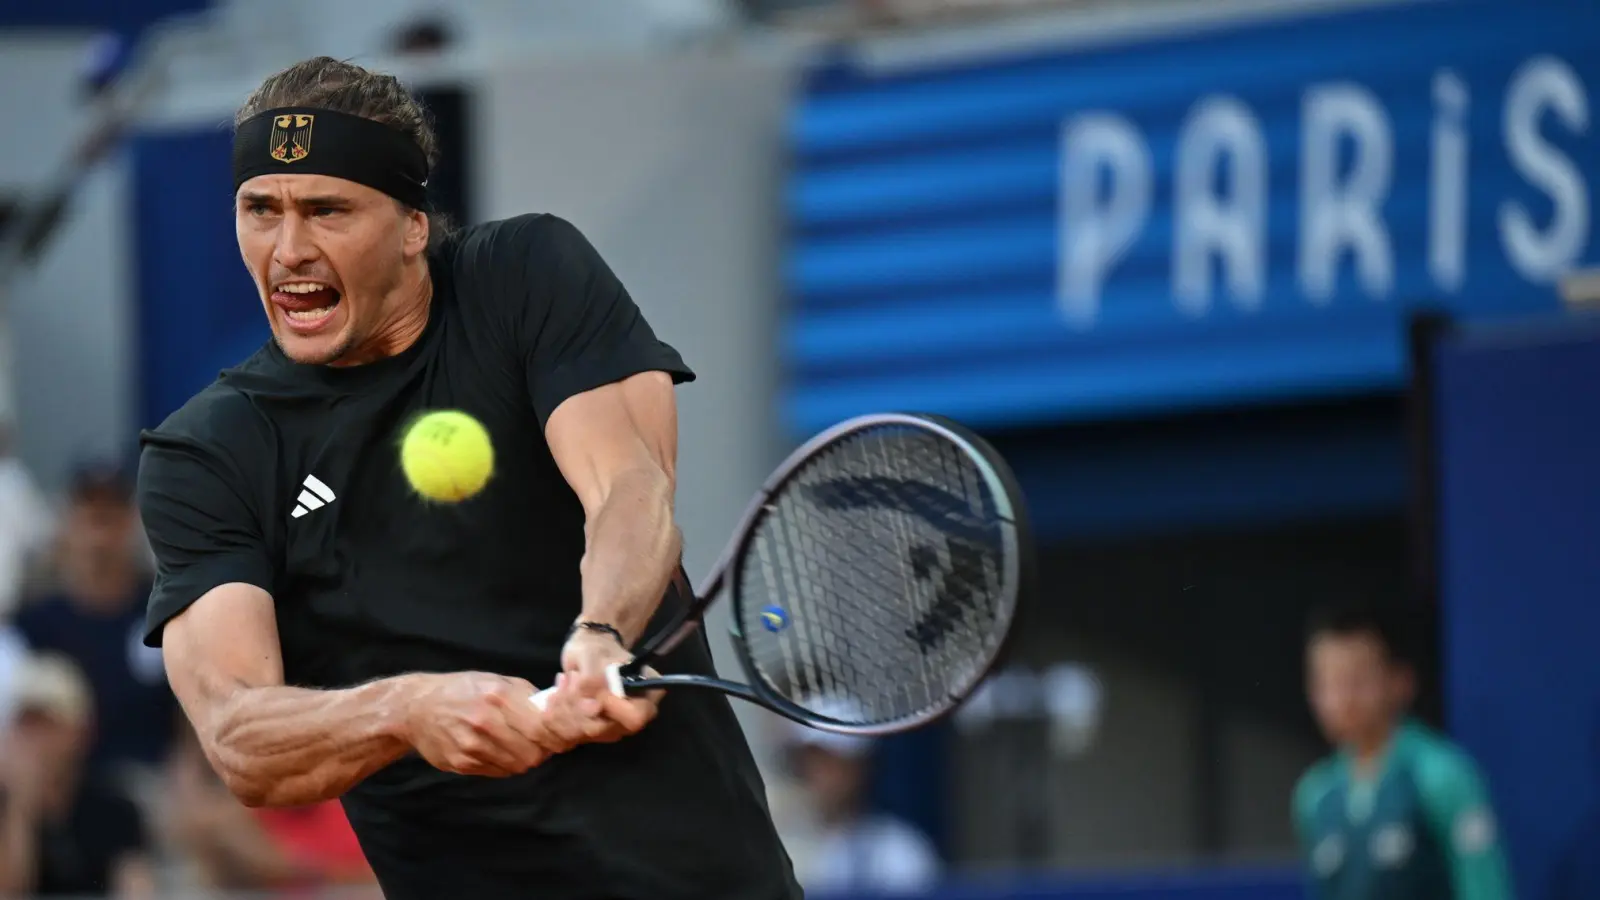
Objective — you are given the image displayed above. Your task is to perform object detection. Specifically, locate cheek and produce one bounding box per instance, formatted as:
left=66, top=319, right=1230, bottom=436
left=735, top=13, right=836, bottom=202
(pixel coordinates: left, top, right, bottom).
left=326, top=235, right=391, bottom=296
left=236, top=231, right=273, bottom=283
left=1312, top=681, right=1359, bottom=714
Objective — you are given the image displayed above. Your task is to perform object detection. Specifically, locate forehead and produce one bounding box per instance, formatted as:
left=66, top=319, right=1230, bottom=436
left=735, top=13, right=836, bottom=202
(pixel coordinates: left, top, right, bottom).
left=237, top=172, right=385, bottom=203
left=1309, top=632, right=1389, bottom=667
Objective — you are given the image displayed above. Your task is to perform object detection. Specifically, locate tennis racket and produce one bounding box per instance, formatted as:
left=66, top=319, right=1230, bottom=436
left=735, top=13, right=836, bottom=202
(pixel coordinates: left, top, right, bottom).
left=531, top=411, right=1032, bottom=736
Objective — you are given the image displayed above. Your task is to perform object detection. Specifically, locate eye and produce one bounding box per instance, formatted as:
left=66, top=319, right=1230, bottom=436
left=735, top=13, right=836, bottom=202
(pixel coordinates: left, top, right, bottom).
left=246, top=202, right=271, bottom=216
left=311, top=206, right=340, bottom=218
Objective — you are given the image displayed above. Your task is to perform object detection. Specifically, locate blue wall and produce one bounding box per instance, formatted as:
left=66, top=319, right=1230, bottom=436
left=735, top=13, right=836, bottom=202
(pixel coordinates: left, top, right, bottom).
left=1434, top=318, right=1600, bottom=900
left=130, top=126, right=269, bottom=429
left=785, top=0, right=1600, bottom=434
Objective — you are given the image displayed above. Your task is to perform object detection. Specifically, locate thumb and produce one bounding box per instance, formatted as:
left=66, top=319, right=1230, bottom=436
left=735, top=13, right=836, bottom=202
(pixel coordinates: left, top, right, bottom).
left=564, top=655, right=610, bottom=716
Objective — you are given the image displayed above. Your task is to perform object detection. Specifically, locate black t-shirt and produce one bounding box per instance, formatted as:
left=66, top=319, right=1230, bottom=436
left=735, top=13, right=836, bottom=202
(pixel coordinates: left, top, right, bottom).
left=136, top=215, right=800, bottom=900
left=11, top=778, right=147, bottom=897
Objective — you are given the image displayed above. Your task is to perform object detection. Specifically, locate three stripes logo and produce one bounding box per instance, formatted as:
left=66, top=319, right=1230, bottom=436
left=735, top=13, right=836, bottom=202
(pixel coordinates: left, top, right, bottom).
left=290, top=474, right=337, bottom=520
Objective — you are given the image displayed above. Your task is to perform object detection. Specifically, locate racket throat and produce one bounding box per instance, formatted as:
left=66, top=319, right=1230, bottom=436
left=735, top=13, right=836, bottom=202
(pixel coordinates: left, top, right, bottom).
left=625, top=673, right=763, bottom=706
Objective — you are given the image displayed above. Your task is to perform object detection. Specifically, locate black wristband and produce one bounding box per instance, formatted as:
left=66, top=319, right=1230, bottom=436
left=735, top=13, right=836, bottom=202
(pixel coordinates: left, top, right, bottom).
left=567, top=621, right=627, bottom=648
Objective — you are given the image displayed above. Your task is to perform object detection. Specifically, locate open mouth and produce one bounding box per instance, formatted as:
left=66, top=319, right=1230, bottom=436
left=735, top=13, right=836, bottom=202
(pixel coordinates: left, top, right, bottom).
left=273, top=282, right=342, bottom=331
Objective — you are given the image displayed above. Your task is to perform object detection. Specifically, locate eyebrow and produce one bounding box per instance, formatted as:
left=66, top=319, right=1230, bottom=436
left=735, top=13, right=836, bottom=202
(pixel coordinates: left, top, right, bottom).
left=238, top=193, right=353, bottom=207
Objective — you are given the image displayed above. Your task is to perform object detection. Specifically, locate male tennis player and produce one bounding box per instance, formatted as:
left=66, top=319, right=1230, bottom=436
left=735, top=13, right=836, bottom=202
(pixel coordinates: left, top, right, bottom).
left=1294, top=603, right=1512, bottom=900
left=136, top=57, right=801, bottom=900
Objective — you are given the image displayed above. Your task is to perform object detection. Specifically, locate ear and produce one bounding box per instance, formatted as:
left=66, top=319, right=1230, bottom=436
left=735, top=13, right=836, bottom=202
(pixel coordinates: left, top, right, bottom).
left=1392, top=663, right=1418, bottom=705
left=402, top=206, right=430, bottom=258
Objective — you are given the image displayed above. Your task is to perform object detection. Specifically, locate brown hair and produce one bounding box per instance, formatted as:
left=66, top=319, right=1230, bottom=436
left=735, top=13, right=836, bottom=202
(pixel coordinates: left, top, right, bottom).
left=236, top=57, right=454, bottom=244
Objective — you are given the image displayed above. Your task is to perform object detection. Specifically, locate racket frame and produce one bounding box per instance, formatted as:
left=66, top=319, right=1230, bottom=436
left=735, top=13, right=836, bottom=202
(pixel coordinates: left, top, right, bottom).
left=627, top=412, right=1033, bottom=738
left=619, top=410, right=901, bottom=677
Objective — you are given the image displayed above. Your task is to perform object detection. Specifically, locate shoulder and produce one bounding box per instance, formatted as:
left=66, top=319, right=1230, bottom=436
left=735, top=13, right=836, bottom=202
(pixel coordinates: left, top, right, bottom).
left=138, top=381, right=275, bottom=518
left=443, top=213, right=594, bottom=282
left=867, top=816, right=938, bottom=857
left=141, top=380, right=270, bottom=465
left=1405, top=724, right=1489, bottom=795
left=1294, top=756, right=1343, bottom=818
left=860, top=816, right=941, bottom=883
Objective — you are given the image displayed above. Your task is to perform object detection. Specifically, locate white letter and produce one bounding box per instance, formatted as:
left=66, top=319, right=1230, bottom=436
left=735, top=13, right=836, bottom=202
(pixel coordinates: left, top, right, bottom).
left=1500, top=55, right=1590, bottom=283
left=1174, top=96, right=1267, bottom=315
left=1431, top=70, right=1470, bottom=293
left=1058, top=114, right=1151, bottom=326
left=1299, top=84, right=1395, bottom=303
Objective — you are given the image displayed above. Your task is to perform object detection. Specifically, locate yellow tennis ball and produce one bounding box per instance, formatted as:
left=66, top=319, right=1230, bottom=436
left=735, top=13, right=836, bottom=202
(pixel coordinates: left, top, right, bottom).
left=400, top=410, right=494, bottom=503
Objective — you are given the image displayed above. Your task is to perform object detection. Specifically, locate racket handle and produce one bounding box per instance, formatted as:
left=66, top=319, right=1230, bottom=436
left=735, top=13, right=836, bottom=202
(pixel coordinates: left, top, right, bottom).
left=528, top=663, right=626, bottom=710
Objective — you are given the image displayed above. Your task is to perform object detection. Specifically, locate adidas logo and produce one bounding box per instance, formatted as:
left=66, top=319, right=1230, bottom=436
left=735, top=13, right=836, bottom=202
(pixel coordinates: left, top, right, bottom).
left=290, top=474, right=337, bottom=519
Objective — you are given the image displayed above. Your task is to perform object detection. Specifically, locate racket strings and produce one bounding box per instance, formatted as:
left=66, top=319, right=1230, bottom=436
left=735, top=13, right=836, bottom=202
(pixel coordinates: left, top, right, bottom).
left=738, top=424, right=1012, bottom=727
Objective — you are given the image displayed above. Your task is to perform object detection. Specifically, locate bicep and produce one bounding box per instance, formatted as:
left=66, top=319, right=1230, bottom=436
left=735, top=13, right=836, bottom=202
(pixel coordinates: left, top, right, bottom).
left=162, top=582, right=284, bottom=736
left=545, top=371, right=679, bottom=515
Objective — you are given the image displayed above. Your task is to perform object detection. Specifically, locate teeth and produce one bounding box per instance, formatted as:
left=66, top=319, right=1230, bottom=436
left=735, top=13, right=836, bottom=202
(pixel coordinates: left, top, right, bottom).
left=286, top=307, right=335, bottom=322
left=279, top=282, right=331, bottom=294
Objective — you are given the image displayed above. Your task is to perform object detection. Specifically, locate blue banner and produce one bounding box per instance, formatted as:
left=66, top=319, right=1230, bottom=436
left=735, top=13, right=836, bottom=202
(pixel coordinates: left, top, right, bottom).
left=784, top=0, right=1600, bottom=434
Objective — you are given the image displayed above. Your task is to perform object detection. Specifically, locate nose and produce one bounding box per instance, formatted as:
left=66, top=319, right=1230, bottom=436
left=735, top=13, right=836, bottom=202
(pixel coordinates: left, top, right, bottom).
left=272, top=213, right=319, bottom=271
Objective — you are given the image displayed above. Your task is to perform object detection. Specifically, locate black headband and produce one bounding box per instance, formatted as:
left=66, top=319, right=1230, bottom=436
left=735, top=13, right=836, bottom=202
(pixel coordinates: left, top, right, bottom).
left=233, top=107, right=430, bottom=210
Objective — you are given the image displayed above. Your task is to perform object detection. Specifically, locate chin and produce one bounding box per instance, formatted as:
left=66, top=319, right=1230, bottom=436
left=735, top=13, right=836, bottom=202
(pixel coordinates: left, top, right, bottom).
left=274, top=329, right=354, bottom=366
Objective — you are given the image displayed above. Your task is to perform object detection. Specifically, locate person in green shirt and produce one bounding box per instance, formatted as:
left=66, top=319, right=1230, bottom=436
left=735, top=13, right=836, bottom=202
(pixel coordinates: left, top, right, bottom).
left=1294, top=603, right=1514, bottom=900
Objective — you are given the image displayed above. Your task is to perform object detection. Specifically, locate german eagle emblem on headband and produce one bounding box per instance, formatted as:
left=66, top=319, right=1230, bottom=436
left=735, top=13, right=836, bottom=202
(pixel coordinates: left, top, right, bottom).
left=269, top=113, right=314, bottom=163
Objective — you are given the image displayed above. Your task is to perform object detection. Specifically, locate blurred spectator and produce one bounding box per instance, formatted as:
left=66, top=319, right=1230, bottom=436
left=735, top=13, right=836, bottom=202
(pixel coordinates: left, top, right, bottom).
left=0, top=652, right=156, bottom=898
left=0, top=423, right=54, bottom=618
left=786, top=703, right=941, bottom=895
left=1294, top=603, right=1513, bottom=900
left=14, top=461, right=178, bottom=782
left=167, top=726, right=376, bottom=891
left=390, top=16, right=454, bottom=57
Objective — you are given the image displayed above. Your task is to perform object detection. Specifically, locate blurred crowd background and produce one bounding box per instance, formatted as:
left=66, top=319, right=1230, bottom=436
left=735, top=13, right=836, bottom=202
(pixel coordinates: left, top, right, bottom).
left=0, top=0, right=1597, bottom=898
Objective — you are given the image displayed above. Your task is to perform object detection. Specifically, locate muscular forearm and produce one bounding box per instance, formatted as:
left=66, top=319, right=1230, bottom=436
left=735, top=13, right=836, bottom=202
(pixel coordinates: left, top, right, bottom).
left=204, top=678, right=414, bottom=808
left=578, top=467, right=681, bottom=643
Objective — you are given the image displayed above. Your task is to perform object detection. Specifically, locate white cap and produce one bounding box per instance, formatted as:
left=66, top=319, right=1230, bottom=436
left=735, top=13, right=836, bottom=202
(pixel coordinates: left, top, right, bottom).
left=786, top=696, right=875, bottom=759
left=12, top=652, right=92, bottom=725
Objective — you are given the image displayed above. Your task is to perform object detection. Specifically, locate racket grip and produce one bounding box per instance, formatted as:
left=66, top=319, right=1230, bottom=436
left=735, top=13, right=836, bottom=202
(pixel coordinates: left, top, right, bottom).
left=528, top=663, right=627, bottom=710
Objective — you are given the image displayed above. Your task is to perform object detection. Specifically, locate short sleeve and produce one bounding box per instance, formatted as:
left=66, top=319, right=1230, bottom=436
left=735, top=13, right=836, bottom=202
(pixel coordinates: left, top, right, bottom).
left=10, top=601, right=53, bottom=650
left=137, top=435, right=276, bottom=647
left=1415, top=744, right=1515, bottom=900
left=513, top=216, right=695, bottom=426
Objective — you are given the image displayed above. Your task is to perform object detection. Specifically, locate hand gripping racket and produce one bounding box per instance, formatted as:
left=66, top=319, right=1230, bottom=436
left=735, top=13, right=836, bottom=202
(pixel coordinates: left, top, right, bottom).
left=531, top=412, right=1032, bottom=736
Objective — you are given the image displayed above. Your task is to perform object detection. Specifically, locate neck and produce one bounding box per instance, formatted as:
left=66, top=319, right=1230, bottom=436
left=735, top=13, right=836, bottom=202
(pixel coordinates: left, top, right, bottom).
left=66, top=562, right=136, bottom=610
left=1349, top=720, right=1401, bottom=771
left=333, top=262, right=433, bottom=367
left=40, top=767, right=78, bottom=818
